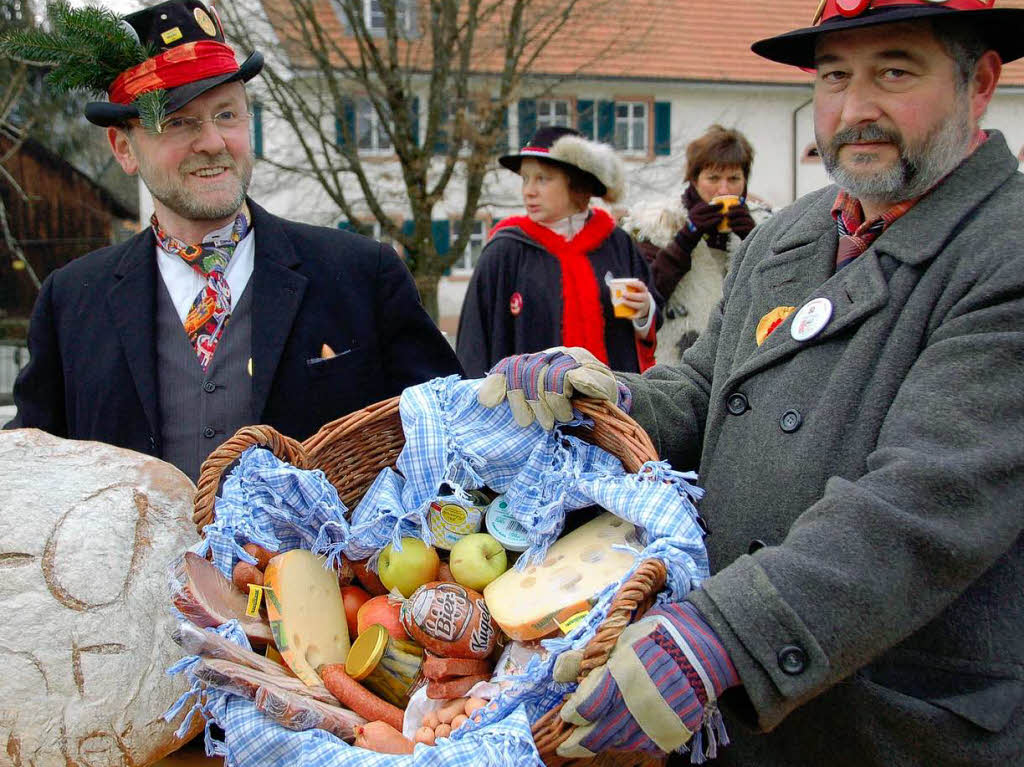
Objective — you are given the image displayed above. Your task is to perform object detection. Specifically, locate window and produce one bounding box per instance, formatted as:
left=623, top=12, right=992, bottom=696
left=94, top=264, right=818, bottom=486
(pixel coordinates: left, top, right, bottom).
left=452, top=219, right=486, bottom=272
left=614, top=101, right=647, bottom=154
left=357, top=98, right=391, bottom=153
left=536, top=99, right=571, bottom=129
left=364, top=0, right=413, bottom=35
left=251, top=102, right=263, bottom=159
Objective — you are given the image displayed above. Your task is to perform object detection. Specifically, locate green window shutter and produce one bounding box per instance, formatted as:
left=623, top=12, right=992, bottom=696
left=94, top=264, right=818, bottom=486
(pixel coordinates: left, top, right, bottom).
left=336, top=97, right=356, bottom=148
left=517, top=99, right=536, bottom=147
left=402, top=219, right=415, bottom=238
left=577, top=99, right=594, bottom=140
left=654, top=101, right=671, bottom=156
left=432, top=219, right=450, bottom=256
left=597, top=100, right=615, bottom=144
left=433, top=113, right=449, bottom=154
left=409, top=96, right=420, bottom=146
left=338, top=220, right=356, bottom=231
left=252, top=102, right=264, bottom=159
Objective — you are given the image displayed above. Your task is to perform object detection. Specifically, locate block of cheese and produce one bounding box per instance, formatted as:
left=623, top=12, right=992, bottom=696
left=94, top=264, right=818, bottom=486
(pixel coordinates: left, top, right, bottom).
left=264, top=549, right=351, bottom=686
left=483, top=512, right=641, bottom=640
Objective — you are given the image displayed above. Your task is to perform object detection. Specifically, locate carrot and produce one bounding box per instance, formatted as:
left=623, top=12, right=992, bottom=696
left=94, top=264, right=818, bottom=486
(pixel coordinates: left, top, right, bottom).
left=320, top=664, right=404, bottom=732
left=232, top=561, right=264, bottom=593
left=414, top=726, right=436, bottom=745
left=243, top=543, right=275, bottom=570
left=451, top=714, right=468, bottom=730
left=353, top=721, right=415, bottom=754
left=434, top=723, right=452, bottom=739
left=436, top=697, right=468, bottom=724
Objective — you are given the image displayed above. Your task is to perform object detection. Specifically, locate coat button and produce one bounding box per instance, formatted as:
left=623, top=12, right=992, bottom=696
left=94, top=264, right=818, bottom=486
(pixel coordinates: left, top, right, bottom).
left=203, top=381, right=217, bottom=393
left=780, top=409, right=803, bottom=433
left=726, top=393, right=749, bottom=415
left=748, top=539, right=767, bottom=554
left=778, top=645, right=807, bottom=675
left=203, top=426, right=216, bottom=439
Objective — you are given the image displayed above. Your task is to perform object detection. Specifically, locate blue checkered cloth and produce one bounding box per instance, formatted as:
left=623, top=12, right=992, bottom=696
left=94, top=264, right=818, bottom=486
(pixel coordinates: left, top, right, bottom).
left=168, top=375, right=710, bottom=767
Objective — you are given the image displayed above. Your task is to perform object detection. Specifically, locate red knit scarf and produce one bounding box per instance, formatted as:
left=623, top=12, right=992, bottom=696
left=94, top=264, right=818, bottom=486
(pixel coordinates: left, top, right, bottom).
left=491, top=208, right=616, bottom=364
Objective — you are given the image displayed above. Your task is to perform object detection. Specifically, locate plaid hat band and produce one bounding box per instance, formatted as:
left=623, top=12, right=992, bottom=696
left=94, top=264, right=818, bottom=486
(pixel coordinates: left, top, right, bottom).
left=108, top=40, right=238, bottom=105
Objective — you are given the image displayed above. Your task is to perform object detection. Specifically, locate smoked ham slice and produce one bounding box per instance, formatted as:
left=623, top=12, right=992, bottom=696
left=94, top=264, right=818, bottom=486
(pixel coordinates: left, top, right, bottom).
left=174, top=551, right=274, bottom=645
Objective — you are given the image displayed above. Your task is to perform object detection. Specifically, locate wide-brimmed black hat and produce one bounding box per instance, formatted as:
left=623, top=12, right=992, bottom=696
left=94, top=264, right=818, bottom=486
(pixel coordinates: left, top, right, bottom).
left=499, top=125, right=626, bottom=203
left=752, top=0, right=1024, bottom=69
left=84, top=0, right=262, bottom=127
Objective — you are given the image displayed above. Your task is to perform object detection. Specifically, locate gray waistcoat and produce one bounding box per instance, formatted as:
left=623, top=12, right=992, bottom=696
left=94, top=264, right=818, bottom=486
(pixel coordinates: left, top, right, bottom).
left=156, top=279, right=253, bottom=483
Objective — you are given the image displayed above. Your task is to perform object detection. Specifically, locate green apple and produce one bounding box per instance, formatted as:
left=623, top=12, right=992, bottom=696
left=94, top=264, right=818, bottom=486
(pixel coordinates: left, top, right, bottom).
left=449, top=533, right=508, bottom=591
left=377, top=538, right=440, bottom=598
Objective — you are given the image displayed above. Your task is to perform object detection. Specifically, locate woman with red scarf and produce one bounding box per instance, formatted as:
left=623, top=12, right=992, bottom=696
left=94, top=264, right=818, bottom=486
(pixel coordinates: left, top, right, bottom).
left=456, top=127, right=661, bottom=378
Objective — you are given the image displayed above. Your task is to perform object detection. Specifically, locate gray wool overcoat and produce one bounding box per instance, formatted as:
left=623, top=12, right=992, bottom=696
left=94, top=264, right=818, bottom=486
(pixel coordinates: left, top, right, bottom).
left=623, top=132, right=1024, bottom=766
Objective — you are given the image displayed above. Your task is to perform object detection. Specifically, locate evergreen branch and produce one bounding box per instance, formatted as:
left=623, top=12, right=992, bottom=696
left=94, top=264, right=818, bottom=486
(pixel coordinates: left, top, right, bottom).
left=135, top=90, right=168, bottom=132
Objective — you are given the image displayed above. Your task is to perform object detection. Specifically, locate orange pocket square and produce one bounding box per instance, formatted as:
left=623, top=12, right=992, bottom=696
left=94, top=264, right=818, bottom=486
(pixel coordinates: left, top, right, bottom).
left=756, top=306, right=796, bottom=346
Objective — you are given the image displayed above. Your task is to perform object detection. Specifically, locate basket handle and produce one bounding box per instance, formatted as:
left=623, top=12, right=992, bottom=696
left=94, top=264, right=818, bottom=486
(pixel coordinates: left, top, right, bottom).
left=192, top=425, right=309, bottom=535
left=531, top=558, right=668, bottom=763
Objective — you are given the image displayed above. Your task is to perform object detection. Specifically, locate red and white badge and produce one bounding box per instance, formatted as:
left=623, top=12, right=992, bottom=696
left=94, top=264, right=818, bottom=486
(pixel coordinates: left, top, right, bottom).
left=790, top=297, right=833, bottom=341
left=509, top=292, right=523, bottom=317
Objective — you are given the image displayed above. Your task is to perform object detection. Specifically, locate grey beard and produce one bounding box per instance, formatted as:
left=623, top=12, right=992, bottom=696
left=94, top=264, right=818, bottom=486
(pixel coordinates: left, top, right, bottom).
left=142, top=153, right=253, bottom=222
left=817, top=104, right=971, bottom=204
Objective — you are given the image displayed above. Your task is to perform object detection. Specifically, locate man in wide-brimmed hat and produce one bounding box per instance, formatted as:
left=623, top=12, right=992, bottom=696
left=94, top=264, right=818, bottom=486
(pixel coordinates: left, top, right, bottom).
left=479, top=2, right=1024, bottom=764
left=1, top=0, right=461, bottom=481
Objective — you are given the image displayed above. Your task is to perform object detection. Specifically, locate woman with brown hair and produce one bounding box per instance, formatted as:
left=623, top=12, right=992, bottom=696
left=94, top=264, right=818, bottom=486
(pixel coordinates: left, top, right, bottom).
left=623, top=124, right=771, bottom=364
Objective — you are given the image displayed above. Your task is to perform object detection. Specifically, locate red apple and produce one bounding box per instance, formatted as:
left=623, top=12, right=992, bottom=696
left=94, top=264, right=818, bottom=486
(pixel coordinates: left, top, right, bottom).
left=350, top=558, right=388, bottom=596
left=356, top=595, right=408, bottom=640
left=341, top=585, right=371, bottom=638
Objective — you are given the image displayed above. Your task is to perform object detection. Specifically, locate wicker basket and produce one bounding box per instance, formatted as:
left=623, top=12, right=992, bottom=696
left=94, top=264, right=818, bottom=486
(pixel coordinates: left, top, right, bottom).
left=192, top=397, right=668, bottom=767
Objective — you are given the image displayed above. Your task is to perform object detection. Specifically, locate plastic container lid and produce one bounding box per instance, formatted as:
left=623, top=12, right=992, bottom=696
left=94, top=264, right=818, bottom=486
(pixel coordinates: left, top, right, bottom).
left=345, top=623, right=388, bottom=680
left=485, top=497, right=530, bottom=552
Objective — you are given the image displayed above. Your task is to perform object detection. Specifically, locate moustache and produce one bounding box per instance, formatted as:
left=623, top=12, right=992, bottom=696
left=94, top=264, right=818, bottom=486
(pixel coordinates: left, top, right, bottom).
left=831, top=124, right=902, bottom=151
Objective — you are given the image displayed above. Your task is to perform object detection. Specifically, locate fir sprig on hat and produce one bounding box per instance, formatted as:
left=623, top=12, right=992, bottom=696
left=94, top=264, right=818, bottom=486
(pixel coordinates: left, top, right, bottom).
left=0, top=0, right=166, bottom=130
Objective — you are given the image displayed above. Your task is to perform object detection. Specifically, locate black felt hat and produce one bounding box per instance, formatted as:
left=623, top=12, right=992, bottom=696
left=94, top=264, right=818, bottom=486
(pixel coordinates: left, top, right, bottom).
left=84, top=0, right=262, bottom=127
left=752, top=0, right=1024, bottom=69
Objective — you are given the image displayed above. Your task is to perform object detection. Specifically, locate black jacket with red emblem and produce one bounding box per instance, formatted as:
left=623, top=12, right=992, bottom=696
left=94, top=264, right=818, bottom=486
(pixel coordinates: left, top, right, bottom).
left=456, top=209, right=661, bottom=377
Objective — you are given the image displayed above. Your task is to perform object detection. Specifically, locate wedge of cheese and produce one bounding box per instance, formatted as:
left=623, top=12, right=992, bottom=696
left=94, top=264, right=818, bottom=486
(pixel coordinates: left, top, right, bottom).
left=264, top=549, right=350, bottom=686
left=483, top=512, right=641, bottom=640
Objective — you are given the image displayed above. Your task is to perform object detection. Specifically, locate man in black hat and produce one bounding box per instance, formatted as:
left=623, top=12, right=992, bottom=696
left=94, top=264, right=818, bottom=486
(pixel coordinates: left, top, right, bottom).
left=480, top=2, right=1024, bottom=764
left=2, top=0, right=461, bottom=482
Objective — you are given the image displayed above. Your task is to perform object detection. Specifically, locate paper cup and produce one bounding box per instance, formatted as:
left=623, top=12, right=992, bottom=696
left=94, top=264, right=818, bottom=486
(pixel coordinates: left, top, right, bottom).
left=712, top=194, right=741, bottom=232
left=609, top=277, right=640, bottom=318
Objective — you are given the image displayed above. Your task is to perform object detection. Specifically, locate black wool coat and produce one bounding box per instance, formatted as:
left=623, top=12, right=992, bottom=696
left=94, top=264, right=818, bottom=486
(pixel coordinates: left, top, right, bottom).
left=456, top=221, right=659, bottom=378
left=6, top=199, right=462, bottom=463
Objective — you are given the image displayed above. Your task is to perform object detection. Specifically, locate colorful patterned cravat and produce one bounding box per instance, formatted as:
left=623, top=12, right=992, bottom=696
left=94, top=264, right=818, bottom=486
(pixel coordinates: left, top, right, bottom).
left=152, top=212, right=249, bottom=370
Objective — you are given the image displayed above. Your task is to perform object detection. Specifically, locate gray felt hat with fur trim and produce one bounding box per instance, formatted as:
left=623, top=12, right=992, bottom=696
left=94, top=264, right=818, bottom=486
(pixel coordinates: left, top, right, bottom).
left=499, top=126, right=626, bottom=203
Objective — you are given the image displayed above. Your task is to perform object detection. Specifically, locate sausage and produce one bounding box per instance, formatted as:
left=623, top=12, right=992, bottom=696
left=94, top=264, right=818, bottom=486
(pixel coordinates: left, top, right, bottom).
left=242, top=543, right=275, bottom=570
left=426, top=673, right=491, bottom=700
left=353, top=721, right=415, bottom=754
left=320, top=663, right=404, bottom=732
left=400, top=582, right=499, bottom=660
left=232, top=561, right=264, bottom=593
left=414, top=726, right=436, bottom=745
left=436, top=697, right=468, bottom=724
left=422, top=653, right=492, bottom=680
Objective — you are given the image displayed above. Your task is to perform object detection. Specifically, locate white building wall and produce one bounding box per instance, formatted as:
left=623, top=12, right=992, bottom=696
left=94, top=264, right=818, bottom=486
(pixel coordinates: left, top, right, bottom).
left=240, top=79, right=1024, bottom=333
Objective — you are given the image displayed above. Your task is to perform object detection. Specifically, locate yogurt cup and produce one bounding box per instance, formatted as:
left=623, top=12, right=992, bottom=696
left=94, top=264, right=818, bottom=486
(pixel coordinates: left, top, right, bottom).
left=427, top=490, right=489, bottom=550
left=485, top=496, right=530, bottom=552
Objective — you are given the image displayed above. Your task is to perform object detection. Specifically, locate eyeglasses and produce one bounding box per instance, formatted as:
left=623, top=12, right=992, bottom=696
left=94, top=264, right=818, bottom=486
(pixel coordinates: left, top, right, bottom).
left=149, top=110, right=253, bottom=141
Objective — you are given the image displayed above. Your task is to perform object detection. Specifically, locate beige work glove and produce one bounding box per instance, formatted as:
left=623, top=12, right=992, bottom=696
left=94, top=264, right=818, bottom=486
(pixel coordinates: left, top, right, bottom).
left=477, top=347, right=626, bottom=429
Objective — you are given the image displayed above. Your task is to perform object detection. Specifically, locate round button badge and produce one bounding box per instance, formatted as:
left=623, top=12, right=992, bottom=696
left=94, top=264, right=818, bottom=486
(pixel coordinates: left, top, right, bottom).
left=790, top=298, right=833, bottom=342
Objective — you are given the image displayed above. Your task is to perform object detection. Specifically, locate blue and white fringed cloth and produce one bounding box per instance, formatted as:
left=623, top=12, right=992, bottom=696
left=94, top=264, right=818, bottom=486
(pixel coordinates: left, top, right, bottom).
left=167, top=375, right=712, bottom=767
